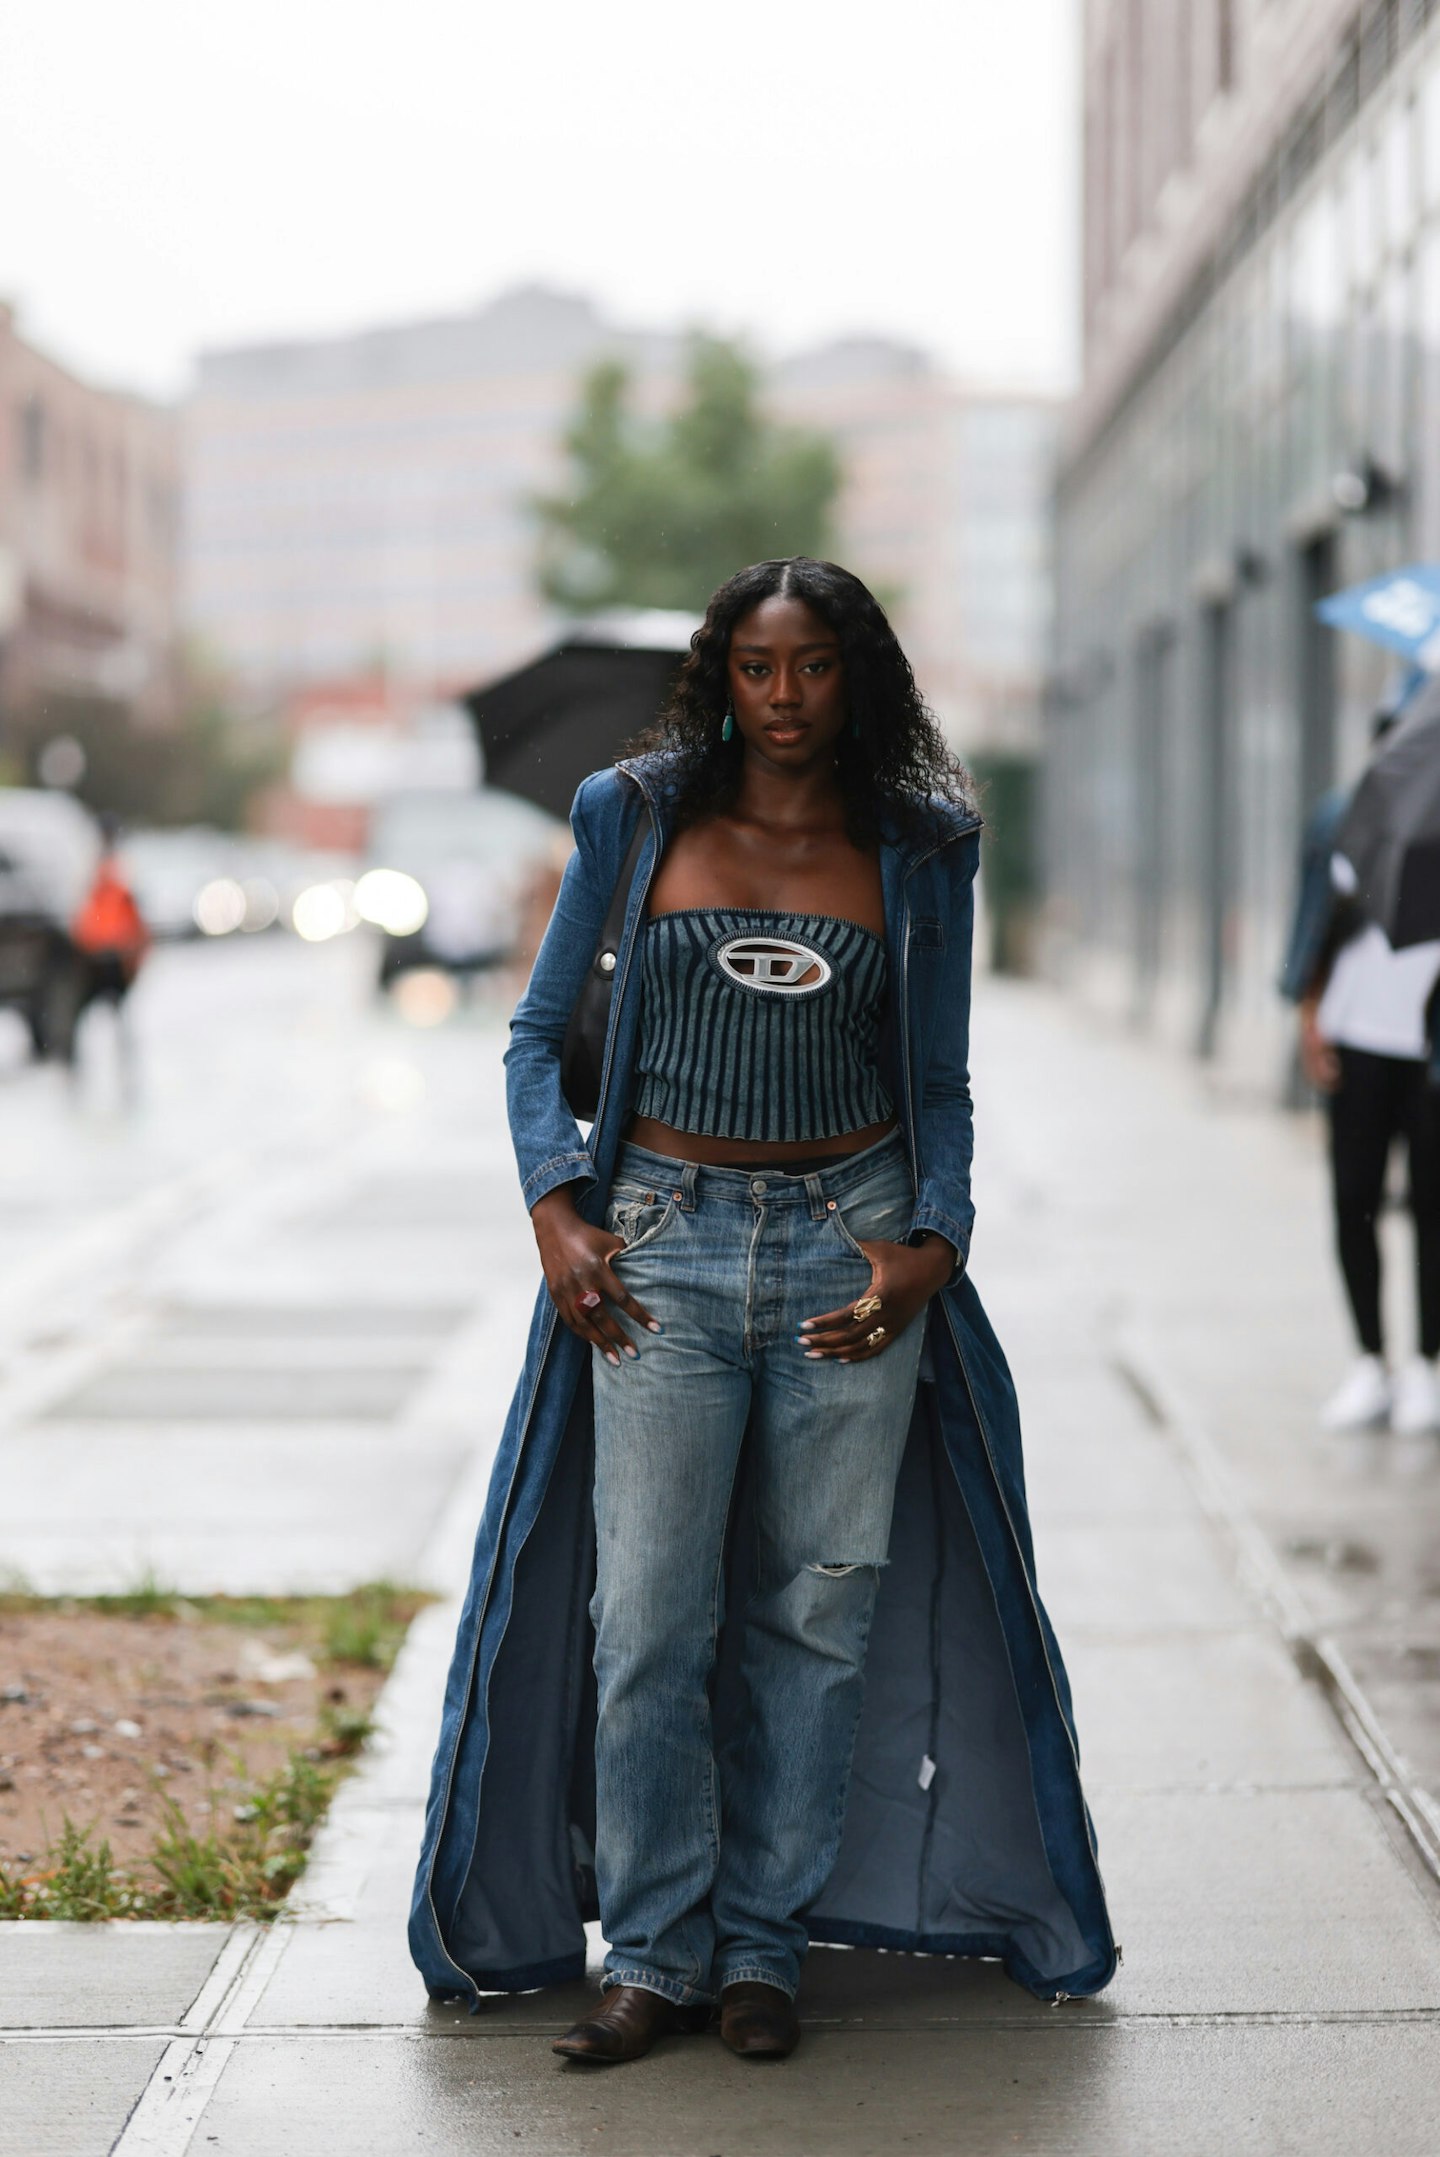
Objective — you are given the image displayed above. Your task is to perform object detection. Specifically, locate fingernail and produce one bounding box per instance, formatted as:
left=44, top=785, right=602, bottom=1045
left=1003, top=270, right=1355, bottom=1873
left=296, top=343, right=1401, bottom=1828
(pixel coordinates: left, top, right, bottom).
left=623, top=1345, right=639, bottom=1359
left=804, top=1350, right=824, bottom=1360
left=605, top=1351, right=621, bottom=1367
left=798, top=1321, right=815, bottom=1333
left=647, top=1321, right=663, bottom=1335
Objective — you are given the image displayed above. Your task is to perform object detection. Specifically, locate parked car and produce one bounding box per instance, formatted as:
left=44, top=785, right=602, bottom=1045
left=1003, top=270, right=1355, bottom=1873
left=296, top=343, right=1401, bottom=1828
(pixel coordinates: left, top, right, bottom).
left=116, top=826, right=240, bottom=940
left=0, top=789, right=101, bottom=1058
left=361, top=787, right=561, bottom=986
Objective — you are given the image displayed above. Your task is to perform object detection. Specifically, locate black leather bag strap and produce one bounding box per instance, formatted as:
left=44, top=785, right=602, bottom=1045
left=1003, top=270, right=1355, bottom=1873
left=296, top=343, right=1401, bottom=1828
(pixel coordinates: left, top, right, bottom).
left=559, top=807, right=650, bottom=1120
left=596, top=810, right=649, bottom=978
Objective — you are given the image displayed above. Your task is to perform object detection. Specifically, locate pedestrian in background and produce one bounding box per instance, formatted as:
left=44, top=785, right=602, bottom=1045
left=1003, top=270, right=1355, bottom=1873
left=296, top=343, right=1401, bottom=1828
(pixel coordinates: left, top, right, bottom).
left=410, top=558, right=1116, bottom=2062
left=1283, top=681, right=1440, bottom=1433
left=70, top=816, right=150, bottom=1079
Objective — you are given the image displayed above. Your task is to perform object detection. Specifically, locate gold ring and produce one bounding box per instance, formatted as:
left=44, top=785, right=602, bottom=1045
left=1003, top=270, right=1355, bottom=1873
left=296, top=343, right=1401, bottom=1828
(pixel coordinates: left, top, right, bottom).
left=865, top=1325, right=887, bottom=1348
left=853, top=1294, right=883, bottom=1322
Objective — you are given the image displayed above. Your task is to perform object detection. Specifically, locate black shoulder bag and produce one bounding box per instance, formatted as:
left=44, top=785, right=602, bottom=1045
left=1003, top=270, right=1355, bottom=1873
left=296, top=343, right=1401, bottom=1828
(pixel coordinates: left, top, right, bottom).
left=559, top=813, right=650, bottom=1120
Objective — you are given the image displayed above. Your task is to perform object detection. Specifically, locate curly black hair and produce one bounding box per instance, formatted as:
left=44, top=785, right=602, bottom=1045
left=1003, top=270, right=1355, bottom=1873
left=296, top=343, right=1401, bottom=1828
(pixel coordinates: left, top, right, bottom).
left=629, top=558, right=974, bottom=845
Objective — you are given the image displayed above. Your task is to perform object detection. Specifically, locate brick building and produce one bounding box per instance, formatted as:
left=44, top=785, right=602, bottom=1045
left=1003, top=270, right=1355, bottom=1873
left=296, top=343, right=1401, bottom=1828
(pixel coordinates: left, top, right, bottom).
left=0, top=303, right=179, bottom=744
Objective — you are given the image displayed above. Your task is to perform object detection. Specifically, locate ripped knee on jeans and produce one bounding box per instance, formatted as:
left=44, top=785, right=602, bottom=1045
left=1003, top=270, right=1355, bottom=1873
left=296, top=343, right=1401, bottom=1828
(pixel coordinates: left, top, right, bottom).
left=806, top=1561, right=872, bottom=1578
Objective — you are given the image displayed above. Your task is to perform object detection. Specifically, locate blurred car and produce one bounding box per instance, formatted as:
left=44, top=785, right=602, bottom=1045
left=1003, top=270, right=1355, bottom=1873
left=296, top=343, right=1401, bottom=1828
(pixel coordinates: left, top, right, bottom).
left=361, top=787, right=562, bottom=985
left=0, top=788, right=102, bottom=1058
left=117, top=826, right=244, bottom=940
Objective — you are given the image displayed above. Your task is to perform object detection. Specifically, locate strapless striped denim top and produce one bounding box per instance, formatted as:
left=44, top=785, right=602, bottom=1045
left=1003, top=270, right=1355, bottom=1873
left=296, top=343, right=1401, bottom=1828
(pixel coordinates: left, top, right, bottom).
left=631, top=908, right=894, bottom=1143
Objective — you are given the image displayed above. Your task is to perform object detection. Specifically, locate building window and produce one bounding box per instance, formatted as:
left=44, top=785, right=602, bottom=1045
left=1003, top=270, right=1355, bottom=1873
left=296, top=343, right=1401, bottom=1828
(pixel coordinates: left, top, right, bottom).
left=1422, top=53, right=1440, bottom=208
left=1381, top=97, right=1414, bottom=253
left=18, top=395, right=44, bottom=482
left=1218, top=0, right=1236, bottom=95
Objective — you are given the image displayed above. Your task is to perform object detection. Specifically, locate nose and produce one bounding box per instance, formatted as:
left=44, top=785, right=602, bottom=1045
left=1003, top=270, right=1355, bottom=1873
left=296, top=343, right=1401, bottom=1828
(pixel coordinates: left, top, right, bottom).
left=769, top=666, right=802, bottom=708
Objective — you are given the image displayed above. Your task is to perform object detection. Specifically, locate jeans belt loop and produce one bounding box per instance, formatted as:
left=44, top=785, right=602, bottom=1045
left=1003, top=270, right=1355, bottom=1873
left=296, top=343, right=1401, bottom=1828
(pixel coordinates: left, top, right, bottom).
left=678, top=1159, right=699, bottom=1212
left=803, top=1170, right=829, bottom=1221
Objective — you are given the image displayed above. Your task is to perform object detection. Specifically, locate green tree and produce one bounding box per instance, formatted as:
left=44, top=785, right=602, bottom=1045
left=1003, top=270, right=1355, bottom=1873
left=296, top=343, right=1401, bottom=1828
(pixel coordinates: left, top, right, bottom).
left=535, top=336, right=842, bottom=614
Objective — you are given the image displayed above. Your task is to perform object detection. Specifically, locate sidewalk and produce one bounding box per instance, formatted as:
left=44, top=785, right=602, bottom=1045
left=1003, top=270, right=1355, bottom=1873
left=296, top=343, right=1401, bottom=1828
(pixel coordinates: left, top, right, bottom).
left=6, top=977, right=1440, bottom=2156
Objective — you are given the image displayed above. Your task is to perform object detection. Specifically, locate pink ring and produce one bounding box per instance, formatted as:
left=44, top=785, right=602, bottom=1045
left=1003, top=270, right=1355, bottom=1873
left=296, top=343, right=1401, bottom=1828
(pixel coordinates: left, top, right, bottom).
left=576, top=1290, right=602, bottom=1312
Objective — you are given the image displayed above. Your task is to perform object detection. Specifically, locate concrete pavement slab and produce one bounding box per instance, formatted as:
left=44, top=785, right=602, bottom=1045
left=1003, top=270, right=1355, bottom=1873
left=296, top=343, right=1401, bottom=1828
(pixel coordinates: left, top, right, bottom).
left=188, top=2022, right=1440, bottom=2157
left=0, top=1528, right=457, bottom=1599
left=0, top=1923, right=226, bottom=2030
left=1097, top=1787, right=1440, bottom=2015
left=1063, top=1630, right=1360, bottom=1790
left=0, top=2037, right=166, bottom=2157
left=39, top=1365, right=427, bottom=1420
left=1, top=1421, right=471, bottom=1591
left=1032, top=1516, right=1254, bottom=1632
left=1006, top=1374, right=1201, bottom=1520
left=151, top=1303, right=469, bottom=1340
left=254, top=1922, right=1088, bottom=2037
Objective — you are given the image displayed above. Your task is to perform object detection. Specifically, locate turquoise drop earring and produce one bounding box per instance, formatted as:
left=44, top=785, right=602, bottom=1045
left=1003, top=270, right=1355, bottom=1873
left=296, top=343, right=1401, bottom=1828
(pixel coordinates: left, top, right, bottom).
left=721, top=707, right=735, bottom=742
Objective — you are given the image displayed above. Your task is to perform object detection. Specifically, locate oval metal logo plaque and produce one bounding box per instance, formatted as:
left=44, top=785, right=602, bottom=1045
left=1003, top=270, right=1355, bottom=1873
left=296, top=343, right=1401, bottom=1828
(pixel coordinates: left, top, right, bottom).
left=713, top=935, right=832, bottom=995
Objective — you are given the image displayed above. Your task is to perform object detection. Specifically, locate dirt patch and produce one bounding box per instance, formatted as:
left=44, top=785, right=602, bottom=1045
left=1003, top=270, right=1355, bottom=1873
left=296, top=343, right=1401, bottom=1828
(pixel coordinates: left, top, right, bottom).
left=0, top=1586, right=430, bottom=1913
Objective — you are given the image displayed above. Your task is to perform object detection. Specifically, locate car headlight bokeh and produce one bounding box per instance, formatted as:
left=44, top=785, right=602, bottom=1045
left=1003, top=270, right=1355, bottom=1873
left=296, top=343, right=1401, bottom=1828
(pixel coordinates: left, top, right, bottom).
left=292, top=880, right=360, bottom=942
left=194, top=877, right=247, bottom=936
left=239, top=877, right=280, bottom=931
left=354, top=868, right=429, bottom=937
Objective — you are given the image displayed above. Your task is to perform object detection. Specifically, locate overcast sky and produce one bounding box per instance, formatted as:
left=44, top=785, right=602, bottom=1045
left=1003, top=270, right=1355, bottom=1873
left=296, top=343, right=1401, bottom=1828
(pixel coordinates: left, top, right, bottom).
left=1, top=0, right=1079, bottom=401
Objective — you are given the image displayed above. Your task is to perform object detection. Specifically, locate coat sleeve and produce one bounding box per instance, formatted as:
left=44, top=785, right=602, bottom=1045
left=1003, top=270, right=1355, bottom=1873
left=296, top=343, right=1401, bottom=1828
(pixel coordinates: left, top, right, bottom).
left=906, top=835, right=979, bottom=1271
left=502, top=773, right=621, bottom=1211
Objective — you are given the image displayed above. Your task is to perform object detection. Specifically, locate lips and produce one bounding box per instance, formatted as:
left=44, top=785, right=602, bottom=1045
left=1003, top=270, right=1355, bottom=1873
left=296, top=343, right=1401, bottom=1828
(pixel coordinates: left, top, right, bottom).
left=763, top=720, right=808, bottom=742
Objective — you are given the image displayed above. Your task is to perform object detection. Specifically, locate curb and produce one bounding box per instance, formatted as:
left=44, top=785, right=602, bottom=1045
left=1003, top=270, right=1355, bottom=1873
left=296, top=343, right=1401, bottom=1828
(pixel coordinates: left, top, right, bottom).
left=1114, top=1323, right=1440, bottom=1892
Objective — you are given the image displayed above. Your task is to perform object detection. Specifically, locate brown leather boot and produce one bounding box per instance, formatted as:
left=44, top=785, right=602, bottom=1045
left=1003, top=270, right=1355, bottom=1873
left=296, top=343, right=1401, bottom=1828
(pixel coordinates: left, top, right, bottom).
left=552, top=1984, right=711, bottom=2063
left=718, top=1980, right=801, bottom=2059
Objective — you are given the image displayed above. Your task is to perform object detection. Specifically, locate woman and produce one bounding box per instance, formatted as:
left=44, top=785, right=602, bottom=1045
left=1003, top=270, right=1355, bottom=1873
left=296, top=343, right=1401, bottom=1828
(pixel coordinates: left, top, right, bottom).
left=409, top=559, right=1116, bottom=2062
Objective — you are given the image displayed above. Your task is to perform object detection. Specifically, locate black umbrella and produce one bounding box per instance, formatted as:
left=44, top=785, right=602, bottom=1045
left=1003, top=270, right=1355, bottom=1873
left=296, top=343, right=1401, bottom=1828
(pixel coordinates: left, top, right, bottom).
left=461, top=612, right=697, bottom=820
left=1336, top=675, right=1440, bottom=947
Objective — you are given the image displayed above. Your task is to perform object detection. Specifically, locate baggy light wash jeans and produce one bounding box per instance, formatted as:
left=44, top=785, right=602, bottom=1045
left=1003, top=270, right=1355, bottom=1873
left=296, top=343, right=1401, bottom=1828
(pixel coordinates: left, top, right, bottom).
left=590, top=1128, right=925, bottom=2005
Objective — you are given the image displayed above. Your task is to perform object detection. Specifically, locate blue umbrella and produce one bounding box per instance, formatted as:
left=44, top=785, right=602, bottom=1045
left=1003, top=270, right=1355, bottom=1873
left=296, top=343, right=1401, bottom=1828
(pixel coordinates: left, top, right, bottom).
left=1316, top=564, right=1440, bottom=669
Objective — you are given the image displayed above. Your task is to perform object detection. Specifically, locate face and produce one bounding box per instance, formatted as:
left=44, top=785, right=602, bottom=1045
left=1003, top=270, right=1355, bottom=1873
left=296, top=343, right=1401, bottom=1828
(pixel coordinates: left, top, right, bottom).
left=726, top=593, right=846, bottom=771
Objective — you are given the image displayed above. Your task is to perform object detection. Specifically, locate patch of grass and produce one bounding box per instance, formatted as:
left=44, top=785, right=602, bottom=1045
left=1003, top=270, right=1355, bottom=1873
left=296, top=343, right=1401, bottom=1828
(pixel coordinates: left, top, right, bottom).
left=319, top=1579, right=418, bottom=1670
left=87, top=1567, right=182, bottom=1619
left=317, top=1701, right=376, bottom=1758
left=0, top=1577, right=433, bottom=1642
left=0, top=1579, right=433, bottom=1920
left=1, top=1750, right=352, bottom=1921
left=0, top=1820, right=145, bottom=1920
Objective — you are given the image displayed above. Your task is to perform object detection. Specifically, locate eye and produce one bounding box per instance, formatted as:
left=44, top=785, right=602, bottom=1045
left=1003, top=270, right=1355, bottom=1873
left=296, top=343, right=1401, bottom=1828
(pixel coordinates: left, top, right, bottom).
left=801, top=661, right=833, bottom=676
left=738, top=662, right=769, bottom=678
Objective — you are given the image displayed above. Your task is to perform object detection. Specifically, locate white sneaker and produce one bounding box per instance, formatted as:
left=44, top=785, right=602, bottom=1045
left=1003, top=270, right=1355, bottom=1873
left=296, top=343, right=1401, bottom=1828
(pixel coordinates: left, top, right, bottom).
left=1389, top=1356, right=1440, bottom=1435
left=1319, top=1355, right=1391, bottom=1431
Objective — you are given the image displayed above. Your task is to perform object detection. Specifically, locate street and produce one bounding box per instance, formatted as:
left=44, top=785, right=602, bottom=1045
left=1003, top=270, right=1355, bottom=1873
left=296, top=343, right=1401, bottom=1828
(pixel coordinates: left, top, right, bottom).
left=3, top=938, right=1440, bottom=2154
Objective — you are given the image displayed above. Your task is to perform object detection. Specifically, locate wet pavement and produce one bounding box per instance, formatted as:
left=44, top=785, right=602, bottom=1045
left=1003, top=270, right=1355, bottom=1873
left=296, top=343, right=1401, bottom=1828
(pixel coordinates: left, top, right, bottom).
left=2, top=944, right=1440, bottom=2154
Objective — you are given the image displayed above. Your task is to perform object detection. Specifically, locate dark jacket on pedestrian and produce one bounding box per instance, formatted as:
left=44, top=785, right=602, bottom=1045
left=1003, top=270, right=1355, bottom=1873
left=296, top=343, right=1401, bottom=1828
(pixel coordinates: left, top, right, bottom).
left=408, top=753, right=1118, bottom=2007
left=1279, top=786, right=1351, bottom=1004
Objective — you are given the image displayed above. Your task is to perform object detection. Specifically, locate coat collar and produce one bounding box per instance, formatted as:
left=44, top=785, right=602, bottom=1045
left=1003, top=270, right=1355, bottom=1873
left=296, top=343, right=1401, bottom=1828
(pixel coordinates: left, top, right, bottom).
left=614, top=752, right=980, bottom=877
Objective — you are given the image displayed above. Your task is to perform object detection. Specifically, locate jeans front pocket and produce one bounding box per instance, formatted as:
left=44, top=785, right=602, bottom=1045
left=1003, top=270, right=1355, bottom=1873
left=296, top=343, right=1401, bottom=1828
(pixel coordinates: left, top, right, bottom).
left=826, top=1168, right=915, bottom=1262
left=606, top=1184, right=678, bottom=1257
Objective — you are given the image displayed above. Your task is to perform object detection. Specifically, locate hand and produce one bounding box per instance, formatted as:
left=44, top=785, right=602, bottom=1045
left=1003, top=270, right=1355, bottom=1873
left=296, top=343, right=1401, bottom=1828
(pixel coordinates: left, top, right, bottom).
left=1300, top=1000, right=1340, bottom=1092
left=531, top=1187, right=662, bottom=1367
left=798, top=1235, right=956, bottom=1363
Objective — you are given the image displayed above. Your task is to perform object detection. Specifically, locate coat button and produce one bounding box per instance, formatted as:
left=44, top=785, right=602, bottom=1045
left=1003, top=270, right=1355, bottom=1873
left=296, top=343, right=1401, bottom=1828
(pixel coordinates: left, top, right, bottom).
left=598, top=951, right=617, bottom=975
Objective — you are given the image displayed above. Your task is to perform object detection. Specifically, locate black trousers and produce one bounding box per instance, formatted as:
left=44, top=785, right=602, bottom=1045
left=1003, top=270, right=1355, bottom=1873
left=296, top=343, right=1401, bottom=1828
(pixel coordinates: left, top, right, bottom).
left=1327, top=1044, right=1440, bottom=1359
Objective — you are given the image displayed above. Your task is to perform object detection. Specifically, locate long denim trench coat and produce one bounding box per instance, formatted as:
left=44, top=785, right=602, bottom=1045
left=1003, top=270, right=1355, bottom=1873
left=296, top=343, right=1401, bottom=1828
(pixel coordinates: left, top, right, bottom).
left=409, top=753, right=1117, bottom=2006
